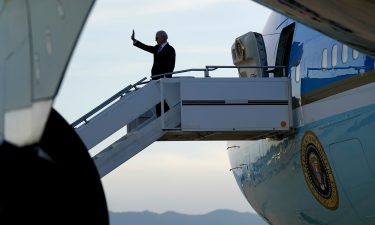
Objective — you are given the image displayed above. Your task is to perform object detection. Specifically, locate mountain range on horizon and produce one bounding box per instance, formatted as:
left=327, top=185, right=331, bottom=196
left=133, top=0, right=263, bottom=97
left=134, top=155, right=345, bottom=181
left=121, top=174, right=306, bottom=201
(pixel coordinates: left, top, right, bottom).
left=109, top=209, right=268, bottom=225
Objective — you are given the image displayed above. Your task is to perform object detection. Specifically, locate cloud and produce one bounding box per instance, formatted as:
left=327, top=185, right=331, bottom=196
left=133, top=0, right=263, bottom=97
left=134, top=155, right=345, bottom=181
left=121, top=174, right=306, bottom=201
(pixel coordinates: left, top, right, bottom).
left=89, top=0, right=243, bottom=25
left=131, top=0, right=235, bottom=15
left=177, top=46, right=228, bottom=54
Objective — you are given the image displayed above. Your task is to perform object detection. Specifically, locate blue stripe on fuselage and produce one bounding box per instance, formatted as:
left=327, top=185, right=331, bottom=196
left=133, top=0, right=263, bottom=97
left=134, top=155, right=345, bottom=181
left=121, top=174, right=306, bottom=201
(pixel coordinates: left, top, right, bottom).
left=289, top=23, right=375, bottom=96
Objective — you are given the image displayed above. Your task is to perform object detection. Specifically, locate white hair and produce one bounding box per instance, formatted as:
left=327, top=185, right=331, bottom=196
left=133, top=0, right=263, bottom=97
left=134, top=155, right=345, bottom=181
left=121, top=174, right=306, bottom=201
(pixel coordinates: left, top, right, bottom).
left=157, top=30, right=168, bottom=40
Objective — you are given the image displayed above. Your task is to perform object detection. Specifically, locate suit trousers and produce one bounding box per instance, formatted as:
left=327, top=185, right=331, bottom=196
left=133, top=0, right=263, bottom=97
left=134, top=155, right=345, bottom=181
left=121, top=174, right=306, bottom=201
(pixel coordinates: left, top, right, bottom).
left=156, top=100, right=170, bottom=117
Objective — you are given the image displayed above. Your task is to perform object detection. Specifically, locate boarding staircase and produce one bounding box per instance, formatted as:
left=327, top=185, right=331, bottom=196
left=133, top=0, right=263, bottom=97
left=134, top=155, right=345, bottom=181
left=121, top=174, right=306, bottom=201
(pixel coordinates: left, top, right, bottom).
left=72, top=66, right=293, bottom=177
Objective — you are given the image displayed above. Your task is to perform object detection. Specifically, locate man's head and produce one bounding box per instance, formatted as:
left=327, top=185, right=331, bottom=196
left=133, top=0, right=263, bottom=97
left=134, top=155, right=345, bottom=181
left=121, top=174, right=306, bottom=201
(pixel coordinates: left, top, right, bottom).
left=155, top=30, right=168, bottom=45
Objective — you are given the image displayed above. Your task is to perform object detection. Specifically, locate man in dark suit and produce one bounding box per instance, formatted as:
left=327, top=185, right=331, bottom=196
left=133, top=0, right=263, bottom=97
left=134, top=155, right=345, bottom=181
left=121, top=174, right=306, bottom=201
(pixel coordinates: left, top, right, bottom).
left=131, top=30, right=176, bottom=116
left=131, top=30, right=176, bottom=80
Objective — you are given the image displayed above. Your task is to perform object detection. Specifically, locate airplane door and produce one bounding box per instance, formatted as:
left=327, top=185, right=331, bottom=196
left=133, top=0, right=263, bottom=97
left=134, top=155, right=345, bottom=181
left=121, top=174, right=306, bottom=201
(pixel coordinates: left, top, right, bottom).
left=275, top=23, right=295, bottom=77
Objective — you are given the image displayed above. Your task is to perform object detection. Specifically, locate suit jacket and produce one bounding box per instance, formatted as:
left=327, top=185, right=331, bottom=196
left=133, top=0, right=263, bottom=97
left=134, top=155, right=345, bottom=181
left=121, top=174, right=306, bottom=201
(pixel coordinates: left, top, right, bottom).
left=134, top=41, right=176, bottom=79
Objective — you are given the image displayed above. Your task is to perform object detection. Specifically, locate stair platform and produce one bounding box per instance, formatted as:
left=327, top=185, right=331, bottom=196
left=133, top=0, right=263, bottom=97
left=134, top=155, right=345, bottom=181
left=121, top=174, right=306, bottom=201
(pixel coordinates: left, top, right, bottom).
left=72, top=75, right=292, bottom=177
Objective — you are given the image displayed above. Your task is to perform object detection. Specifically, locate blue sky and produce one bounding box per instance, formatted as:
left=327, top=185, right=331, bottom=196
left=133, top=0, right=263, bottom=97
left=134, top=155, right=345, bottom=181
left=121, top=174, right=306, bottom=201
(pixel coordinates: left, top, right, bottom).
left=54, top=0, right=271, bottom=214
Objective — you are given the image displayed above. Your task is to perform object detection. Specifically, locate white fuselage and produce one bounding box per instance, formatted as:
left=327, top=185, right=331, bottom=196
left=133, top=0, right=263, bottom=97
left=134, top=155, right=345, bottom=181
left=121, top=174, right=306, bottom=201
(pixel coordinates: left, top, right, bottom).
left=228, top=13, right=375, bottom=225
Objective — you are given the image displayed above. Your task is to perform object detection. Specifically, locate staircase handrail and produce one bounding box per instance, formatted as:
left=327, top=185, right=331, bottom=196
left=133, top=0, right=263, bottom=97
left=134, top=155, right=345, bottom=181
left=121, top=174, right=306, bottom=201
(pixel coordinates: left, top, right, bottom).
left=71, top=77, right=147, bottom=128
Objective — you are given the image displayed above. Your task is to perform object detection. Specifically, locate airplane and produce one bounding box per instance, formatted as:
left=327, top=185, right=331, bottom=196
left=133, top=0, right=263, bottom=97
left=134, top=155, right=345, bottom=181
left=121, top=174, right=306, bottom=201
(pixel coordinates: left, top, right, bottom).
left=227, top=11, right=375, bottom=225
left=0, top=1, right=374, bottom=225
left=225, top=1, right=375, bottom=224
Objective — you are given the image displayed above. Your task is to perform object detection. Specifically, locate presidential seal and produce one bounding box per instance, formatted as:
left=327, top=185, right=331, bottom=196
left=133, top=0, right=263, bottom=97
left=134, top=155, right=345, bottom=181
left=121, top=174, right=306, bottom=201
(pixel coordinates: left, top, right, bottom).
left=301, top=131, right=339, bottom=210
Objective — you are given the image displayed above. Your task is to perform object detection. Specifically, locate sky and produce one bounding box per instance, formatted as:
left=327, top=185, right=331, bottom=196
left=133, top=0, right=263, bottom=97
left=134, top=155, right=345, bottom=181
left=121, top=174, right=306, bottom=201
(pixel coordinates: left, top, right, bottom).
left=53, top=0, right=272, bottom=214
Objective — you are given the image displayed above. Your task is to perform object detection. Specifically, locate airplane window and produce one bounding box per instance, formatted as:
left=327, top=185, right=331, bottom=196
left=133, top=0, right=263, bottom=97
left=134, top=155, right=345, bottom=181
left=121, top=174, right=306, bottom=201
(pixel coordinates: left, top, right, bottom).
left=295, top=63, right=301, bottom=82
left=353, top=49, right=359, bottom=59
left=322, top=48, right=328, bottom=70
left=332, top=44, right=337, bottom=68
left=342, top=44, right=348, bottom=63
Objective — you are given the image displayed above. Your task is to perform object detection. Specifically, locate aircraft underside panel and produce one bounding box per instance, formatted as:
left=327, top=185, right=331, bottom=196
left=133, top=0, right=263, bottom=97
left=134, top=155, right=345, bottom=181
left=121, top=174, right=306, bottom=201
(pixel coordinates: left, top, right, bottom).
left=253, top=0, right=375, bottom=57
left=0, top=0, right=95, bottom=146
left=28, top=0, right=96, bottom=99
